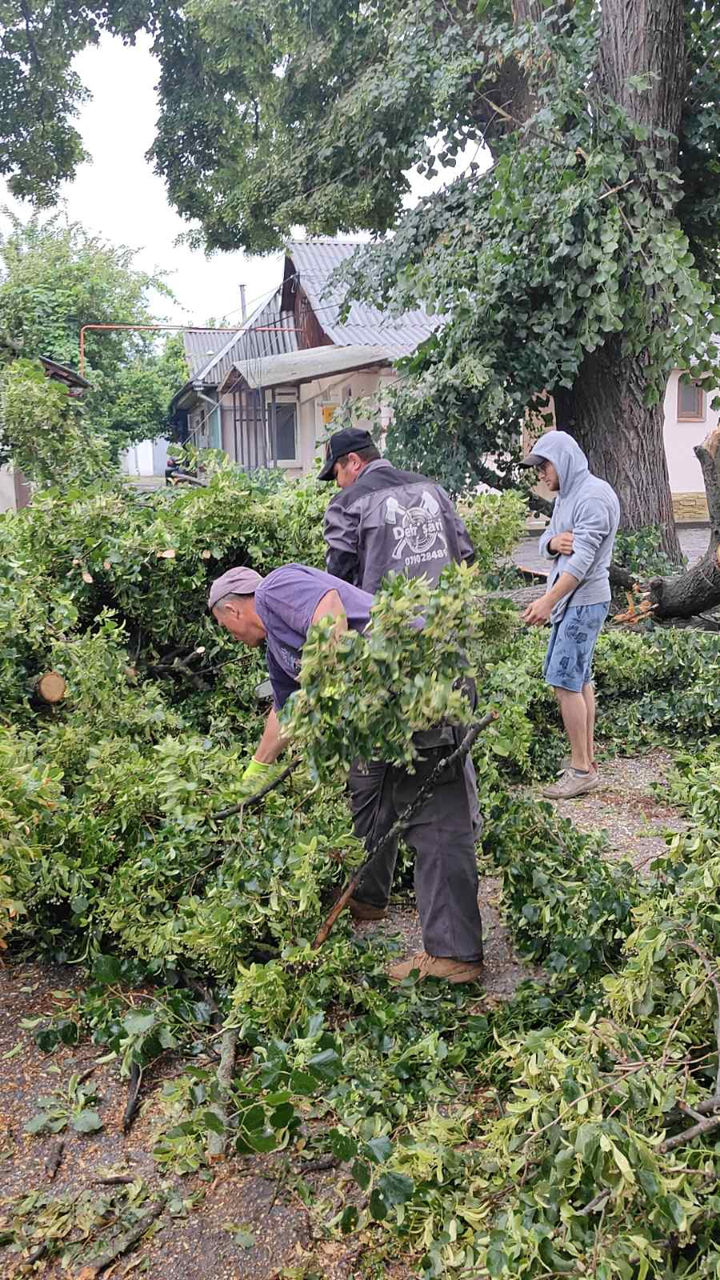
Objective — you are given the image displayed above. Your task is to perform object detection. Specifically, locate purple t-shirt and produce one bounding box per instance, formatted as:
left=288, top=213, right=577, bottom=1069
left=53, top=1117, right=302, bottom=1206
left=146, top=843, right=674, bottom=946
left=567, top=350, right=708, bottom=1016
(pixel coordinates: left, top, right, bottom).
left=255, top=564, right=373, bottom=708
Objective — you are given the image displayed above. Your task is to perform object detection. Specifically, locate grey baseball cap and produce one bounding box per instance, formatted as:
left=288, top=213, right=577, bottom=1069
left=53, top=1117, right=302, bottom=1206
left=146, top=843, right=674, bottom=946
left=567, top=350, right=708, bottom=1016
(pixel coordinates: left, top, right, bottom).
left=208, top=566, right=264, bottom=611
left=519, top=450, right=547, bottom=467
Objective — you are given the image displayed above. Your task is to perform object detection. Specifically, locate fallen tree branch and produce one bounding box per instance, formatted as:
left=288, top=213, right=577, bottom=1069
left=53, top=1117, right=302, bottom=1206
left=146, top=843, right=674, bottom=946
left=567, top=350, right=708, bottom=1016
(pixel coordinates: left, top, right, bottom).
left=685, top=1094, right=720, bottom=1117
left=661, top=1111, right=720, bottom=1153
left=78, top=1197, right=166, bottom=1275
left=206, top=1025, right=238, bottom=1160
left=212, top=760, right=299, bottom=821
left=650, top=427, right=720, bottom=619
left=672, top=933, right=720, bottom=1095
left=45, top=1139, right=64, bottom=1181
left=122, top=1063, right=143, bottom=1134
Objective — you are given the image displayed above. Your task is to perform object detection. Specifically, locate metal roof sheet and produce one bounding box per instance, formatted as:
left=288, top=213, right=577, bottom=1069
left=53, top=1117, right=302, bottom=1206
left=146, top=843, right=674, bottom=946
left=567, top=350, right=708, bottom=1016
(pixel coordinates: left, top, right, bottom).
left=184, top=290, right=300, bottom=389
left=229, top=344, right=392, bottom=391
left=285, top=239, right=438, bottom=357
left=182, top=329, right=232, bottom=379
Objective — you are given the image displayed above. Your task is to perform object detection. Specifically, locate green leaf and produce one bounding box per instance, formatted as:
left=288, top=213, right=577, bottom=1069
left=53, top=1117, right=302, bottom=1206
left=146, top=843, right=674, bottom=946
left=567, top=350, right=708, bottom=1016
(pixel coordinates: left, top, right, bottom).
left=329, top=1129, right=357, bottom=1162
left=340, top=1205, right=358, bottom=1234
left=376, top=1171, right=414, bottom=1207
left=366, top=1135, right=392, bottom=1164
left=72, top=1109, right=103, bottom=1134
left=93, top=955, right=123, bottom=985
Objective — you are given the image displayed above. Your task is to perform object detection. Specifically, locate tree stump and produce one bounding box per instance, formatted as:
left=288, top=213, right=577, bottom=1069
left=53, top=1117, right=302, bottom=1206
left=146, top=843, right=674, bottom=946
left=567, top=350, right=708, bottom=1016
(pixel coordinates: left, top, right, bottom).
left=34, top=672, right=67, bottom=704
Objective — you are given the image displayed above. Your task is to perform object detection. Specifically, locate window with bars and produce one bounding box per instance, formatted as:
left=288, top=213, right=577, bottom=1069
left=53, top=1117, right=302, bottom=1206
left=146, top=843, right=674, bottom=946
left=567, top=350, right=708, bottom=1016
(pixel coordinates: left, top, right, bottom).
left=677, top=378, right=706, bottom=422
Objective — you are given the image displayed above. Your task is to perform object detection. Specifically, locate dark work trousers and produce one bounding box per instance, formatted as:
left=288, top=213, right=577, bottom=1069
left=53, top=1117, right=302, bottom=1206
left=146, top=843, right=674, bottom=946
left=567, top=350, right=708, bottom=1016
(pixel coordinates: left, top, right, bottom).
left=348, top=738, right=484, bottom=963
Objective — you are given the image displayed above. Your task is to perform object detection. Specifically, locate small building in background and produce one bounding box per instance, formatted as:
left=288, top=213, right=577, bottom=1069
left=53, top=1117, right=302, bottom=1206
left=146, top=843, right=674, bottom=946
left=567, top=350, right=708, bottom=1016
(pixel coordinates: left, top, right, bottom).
left=167, top=239, right=436, bottom=476
left=0, top=357, right=90, bottom=513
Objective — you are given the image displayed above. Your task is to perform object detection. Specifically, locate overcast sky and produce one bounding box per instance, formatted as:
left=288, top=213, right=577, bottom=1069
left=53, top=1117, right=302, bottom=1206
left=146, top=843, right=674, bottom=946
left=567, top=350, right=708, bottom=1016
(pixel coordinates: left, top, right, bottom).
left=0, top=33, right=489, bottom=327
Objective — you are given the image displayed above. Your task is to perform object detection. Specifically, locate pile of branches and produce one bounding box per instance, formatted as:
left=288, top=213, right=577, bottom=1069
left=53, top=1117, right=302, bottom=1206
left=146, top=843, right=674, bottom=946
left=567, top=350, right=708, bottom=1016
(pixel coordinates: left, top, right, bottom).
left=4, top=461, right=720, bottom=1277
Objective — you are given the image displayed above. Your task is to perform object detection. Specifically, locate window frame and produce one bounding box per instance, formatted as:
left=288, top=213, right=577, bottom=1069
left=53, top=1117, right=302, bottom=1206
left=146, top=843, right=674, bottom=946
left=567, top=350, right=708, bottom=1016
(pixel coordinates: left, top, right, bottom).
left=677, top=377, right=706, bottom=423
left=266, top=391, right=300, bottom=465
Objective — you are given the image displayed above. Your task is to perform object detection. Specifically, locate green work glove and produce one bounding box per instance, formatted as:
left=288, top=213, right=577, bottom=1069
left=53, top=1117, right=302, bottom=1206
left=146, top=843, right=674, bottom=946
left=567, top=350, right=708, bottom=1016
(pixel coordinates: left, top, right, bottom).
left=240, top=758, right=278, bottom=793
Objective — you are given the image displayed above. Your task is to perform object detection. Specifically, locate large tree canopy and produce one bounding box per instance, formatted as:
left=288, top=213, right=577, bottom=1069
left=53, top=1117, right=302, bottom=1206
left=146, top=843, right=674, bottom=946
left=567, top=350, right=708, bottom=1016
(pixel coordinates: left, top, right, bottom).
left=2, top=0, right=720, bottom=549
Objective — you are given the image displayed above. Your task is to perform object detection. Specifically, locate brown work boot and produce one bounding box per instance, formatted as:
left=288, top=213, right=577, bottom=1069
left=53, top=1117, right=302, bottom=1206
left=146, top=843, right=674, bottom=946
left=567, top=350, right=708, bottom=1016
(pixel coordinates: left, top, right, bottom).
left=543, top=768, right=600, bottom=800
left=387, top=951, right=483, bottom=984
left=348, top=897, right=387, bottom=921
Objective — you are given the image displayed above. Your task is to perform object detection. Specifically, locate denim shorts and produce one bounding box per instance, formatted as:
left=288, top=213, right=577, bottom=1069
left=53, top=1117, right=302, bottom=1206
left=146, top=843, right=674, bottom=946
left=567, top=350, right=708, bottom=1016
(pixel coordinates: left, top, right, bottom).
left=543, top=602, right=610, bottom=692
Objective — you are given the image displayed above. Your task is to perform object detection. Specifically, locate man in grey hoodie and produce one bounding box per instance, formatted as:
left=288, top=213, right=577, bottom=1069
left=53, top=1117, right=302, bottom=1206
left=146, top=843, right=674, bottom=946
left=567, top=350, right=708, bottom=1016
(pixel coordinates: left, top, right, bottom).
left=520, top=431, right=620, bottom=799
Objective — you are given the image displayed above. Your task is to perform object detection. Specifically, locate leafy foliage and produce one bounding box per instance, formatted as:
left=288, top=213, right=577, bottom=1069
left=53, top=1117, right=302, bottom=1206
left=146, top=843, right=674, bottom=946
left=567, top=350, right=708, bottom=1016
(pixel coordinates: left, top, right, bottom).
left=4, top=466, right=720, bottom=1276
left=0, top=212, right=184, bottom=462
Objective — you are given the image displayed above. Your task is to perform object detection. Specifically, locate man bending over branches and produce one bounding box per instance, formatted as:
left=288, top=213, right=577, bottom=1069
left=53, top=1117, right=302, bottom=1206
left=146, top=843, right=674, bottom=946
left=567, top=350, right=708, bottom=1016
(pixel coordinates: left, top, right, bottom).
left=208, top=563, right=484, bottom=985
left=521, top=432, right=620, bottom=799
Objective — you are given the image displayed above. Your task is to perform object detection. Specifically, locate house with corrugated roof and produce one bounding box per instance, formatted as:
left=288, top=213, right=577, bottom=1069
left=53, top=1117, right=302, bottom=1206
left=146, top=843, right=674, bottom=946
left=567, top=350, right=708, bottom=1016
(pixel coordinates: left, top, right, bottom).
left=168, top=240, right=437, bottom=477
left=163, top=240, right=718, bottom=521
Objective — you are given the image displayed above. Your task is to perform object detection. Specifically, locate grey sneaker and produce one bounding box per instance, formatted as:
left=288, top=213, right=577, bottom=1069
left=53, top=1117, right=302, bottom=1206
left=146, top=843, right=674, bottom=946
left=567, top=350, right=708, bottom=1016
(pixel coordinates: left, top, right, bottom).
left=543, top=769, right=600, bottom=799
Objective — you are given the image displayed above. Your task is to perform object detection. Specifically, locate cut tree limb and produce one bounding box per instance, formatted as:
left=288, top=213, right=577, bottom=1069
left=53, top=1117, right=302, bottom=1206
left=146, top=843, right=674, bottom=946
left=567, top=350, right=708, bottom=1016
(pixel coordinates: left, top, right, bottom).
left=34, top=671, right=67, bottom=704
left=206, top=1024, right=238, bottom=1159
left=650, top=427, right=720, bottom=619
left=122, top=1062, right=143, bottom=1134
left=661, top=1111, right=720, bottom=1153
left=78, top=1197, right=166, bottom=1275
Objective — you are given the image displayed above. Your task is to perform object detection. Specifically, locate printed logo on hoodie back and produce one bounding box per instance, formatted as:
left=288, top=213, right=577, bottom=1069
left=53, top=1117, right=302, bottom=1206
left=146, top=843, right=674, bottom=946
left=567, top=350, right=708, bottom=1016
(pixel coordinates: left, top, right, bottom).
left=384, top=490, right=449, bottom=569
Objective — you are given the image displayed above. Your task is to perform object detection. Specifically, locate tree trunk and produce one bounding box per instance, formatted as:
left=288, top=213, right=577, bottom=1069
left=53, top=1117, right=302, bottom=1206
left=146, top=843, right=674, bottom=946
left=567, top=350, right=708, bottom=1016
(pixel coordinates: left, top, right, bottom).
left=563, top=0, right=687, bottom=560
left=650, top=427, right=720, bottom=618
left=571, top=340, right=682, bottom=561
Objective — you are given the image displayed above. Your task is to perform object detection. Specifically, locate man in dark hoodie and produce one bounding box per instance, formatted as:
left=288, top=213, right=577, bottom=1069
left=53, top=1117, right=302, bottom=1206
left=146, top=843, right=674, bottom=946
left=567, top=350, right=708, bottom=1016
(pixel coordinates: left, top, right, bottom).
left=520, top=431, right=620, bottom=799
left=318, top=428, right=484, bottom=977
left=320, top=428, right=475, bottom=592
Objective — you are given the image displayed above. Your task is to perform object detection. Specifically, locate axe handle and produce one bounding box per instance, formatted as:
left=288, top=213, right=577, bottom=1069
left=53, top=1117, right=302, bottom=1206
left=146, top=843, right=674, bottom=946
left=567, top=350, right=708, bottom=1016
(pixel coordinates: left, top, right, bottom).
left=312, top=710, right=498, bottom=951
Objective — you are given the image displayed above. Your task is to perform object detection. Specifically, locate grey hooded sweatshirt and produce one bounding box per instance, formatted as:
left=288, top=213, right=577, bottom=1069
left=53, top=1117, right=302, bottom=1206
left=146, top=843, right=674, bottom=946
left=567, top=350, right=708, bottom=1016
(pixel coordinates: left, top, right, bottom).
left=535, top=431, right=620, bottom=621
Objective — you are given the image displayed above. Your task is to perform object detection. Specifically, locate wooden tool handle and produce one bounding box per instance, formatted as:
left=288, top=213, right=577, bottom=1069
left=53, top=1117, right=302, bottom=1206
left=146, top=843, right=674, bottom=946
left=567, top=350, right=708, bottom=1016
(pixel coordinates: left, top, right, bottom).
left=311, top=871, right=362, bottom=949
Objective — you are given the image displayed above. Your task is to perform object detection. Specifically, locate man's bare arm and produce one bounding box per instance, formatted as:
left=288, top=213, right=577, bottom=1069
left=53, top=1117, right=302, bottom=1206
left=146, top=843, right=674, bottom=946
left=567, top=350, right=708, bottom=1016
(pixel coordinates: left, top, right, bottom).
left=522, top=571, right=580, bottom=626
left=312, top=589, right=349, bottom=638
left=254, top=707, right=289, bottom=764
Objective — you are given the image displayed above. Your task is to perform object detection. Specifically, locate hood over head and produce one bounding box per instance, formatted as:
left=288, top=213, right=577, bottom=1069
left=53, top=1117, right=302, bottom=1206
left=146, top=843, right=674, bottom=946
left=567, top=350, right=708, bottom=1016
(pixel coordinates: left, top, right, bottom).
left=522, top=430, right=589, bottom=493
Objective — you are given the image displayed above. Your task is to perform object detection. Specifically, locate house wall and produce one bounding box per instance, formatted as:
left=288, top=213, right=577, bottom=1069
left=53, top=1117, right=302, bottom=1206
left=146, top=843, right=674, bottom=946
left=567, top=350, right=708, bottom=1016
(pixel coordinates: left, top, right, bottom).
left=295, top=367, right=397, bottom=477
left=0, top=465, right=17, bottom=513
left=662, top=370, right=718, bottom=494
left=121, top=439, right=157, bottom=476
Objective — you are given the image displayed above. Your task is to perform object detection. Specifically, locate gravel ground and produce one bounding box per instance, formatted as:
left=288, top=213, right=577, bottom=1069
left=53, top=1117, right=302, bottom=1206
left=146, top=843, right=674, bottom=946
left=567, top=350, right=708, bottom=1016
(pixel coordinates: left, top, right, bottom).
left=539, top=748, right=684, bottom=873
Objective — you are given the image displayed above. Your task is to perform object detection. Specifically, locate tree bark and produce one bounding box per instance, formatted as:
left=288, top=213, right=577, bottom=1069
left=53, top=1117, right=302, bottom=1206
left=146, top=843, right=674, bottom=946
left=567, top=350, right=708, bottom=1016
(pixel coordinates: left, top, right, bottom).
left=566, top=0, right=687, bottom=560
left=572, top=339, right=682, bottom=561
left=650, top=426, right=720, bottom=618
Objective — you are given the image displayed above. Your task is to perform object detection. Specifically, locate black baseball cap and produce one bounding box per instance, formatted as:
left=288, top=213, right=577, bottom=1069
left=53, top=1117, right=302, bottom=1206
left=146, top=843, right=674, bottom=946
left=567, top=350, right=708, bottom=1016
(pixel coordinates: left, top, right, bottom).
left=318, top=428, right=375, bottom=481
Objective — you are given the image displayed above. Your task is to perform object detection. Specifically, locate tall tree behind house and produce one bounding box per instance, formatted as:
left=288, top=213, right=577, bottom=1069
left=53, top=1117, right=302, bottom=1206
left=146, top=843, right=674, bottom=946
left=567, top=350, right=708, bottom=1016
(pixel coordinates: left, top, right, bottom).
left=1, top=2, right=719, bottom=555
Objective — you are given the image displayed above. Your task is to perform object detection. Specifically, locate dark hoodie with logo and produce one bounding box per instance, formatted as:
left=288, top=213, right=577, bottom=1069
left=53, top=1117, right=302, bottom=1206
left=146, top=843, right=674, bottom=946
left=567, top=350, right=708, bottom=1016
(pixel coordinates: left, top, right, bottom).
left=534, top=431, right=620, bottom=621
left=323, top=459, right=474, bottom=593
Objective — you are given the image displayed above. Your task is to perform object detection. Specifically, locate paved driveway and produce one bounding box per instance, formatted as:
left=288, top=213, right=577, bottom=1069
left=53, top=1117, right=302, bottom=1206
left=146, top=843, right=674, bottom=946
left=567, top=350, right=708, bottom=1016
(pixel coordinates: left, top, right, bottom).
left=513, top=525, right=709, bottom=573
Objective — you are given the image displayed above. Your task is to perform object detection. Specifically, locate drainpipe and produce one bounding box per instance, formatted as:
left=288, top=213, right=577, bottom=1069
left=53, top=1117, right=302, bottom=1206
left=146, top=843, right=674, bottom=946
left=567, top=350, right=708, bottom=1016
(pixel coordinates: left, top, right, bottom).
left=192, top=386, right=220, bottom=446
